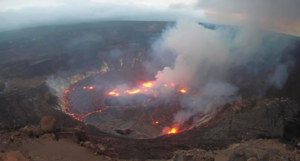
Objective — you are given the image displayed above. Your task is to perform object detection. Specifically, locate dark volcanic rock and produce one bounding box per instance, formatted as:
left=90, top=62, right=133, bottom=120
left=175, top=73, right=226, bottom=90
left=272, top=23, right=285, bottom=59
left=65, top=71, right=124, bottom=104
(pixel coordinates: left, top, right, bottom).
left=261, top=148, right=281, bottom=161
left=0, top=151, right=29, bottom=161
left=82, top=98, right=299, bottom=160
left=18, top=126, right=33, bottom=137
left=18, top=125, right=43, bottom=137
left=40, top=133, right=58, bottom=140
left=228, top=148, right=247, bottom=161
left=283, top=111, right=300, bottom=140
left=114, top=129, right=132, bottom=135
left=32, top=126, right=43, bottom=136
left=244, top=149, right=258, bottom=159
left=171, top=149, right=215, bottom=161
left=0, top=84, right=80, bottom=129
left=0, top=82, right=5, bottom=92
left=40, top=116, right=56, bottom=133
left=74, top=125, right=89, bottom=144
left=0, top=125, right=10, bottom=130
left=196, top=98, right=299, bottom=140
left=247, top=158, right=258, bottom=161
left=228, top=149, right=258, bottom=161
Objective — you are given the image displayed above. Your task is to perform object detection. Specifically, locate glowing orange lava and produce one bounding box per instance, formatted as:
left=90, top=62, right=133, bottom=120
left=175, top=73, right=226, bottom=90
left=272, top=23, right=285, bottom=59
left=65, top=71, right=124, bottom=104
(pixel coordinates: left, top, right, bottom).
left=142, top=82, right=153, bottom=88
left=125, top=89, right=141, bottom=94
left=108, top=91, right=120, bottom=96
left=89, top=86, right=94, bottom=90
left=155, top=121, right=159, bottom=124
left=168, top=128, right=177, bottom=134
left=180, top=89, right=187, bottom=93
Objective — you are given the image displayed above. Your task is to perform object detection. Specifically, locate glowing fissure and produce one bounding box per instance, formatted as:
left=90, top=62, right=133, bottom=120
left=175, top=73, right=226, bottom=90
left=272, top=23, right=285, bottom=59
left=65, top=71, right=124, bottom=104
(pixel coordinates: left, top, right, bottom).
left=142, top=82, right=153, bottom=88
left=125, top=89, right=141, bottom=94
left=106, top=81, right=187, bottom=97
left=108, top=91, right=120, bottom=96
left=179, top=89, right=187, bottom=93
left=63, top=80, right=190, bottom=138
left=167, top=128, right=178, bottom=134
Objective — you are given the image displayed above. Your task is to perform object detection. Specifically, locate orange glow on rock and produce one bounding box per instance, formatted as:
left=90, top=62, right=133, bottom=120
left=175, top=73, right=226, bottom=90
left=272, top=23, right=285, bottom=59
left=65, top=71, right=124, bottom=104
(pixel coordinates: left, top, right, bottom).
left=155, top=121, right=159, bottom=124
left=168, top=128, right=177, bottom=134
left=89, top=86, right=94, bottom=90
left=142, top=82, right=153, bottom=88
left=125, top=89, right=141, bottom=94
left=108, top=91, right=120, bottom=96
left=180, top=89, right=187, bottom=93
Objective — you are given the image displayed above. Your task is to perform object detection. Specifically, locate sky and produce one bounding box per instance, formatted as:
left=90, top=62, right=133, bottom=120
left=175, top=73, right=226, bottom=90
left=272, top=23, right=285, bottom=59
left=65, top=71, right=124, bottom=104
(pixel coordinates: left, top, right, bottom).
left=0, top=0, right=204, bottom=32
left=0, top=0, right=299, bottom=36
left=0, top=0, right=196, bottom=11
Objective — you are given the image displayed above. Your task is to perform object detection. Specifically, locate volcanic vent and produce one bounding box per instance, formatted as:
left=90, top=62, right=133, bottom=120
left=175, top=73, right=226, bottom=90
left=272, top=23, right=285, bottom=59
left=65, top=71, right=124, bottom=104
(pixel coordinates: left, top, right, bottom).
left=63, top=69, right=192, bottom=139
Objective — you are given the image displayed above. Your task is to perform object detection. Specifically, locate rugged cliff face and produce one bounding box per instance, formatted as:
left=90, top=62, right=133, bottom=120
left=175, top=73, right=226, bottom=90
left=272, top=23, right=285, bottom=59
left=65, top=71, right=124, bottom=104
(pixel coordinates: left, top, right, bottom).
left=278, top=41, right=300, bottom=102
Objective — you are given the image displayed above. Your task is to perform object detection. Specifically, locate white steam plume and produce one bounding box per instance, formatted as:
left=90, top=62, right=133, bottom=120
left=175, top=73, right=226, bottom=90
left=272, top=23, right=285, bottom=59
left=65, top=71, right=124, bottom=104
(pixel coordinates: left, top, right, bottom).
left=170, top=0, right=300, bottom=36
left=147, top=20, right=297, bottom=128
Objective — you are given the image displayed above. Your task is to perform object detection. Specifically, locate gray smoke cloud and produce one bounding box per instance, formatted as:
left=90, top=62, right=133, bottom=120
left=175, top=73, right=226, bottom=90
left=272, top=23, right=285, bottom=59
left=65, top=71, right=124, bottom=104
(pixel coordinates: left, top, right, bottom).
left=147, top=20, right=297, bottom=129
left=170, top=0, right=300, bottom=36
left=268, top=63, right=294, bottom=89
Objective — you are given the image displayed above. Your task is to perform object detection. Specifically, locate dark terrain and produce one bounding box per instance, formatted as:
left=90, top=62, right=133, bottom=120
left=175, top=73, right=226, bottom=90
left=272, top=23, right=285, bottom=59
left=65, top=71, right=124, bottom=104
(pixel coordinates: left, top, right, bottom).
left=0, top=21, right=300, bottom=160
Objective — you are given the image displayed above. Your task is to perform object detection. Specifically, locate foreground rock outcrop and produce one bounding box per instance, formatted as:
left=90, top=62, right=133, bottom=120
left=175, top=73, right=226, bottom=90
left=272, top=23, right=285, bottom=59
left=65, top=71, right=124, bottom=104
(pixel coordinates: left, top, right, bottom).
left=2, top=118, right=300, bottom=161
left=40, top=116, right=57, bottom=133
left=171, top=149, right=215, bottom=161
left=0, top=151, right=29, bottom=161
left=16, top=116, right=57, bottom=138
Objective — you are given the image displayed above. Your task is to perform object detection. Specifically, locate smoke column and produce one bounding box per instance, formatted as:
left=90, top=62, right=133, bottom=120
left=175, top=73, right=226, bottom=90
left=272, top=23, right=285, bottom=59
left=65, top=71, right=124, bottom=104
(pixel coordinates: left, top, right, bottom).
left=147, top=19, right=298, bottom=129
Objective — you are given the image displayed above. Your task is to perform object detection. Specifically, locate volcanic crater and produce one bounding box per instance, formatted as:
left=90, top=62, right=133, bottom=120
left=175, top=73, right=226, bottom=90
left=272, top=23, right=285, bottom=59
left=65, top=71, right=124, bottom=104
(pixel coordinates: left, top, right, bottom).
left=1, top=21, right=300, bottom=160
left=63, top=69, right=193, bottom=139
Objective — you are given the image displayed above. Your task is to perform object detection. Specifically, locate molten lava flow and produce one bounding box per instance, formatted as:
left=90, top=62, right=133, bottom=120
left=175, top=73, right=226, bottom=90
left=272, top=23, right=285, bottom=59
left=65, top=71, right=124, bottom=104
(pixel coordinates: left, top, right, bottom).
left=125, top=89, right=141, bottom=94
left=64, top=75, right=194, bottom=139
left=142, top=82, right=153, bottom=88
left=108, top=91, right=120, bottom=96
left=180, top=89, right=187, bottom=93
left=168, top=128, right=177, bottom=134
left=104, top=81, right=188, bottom=97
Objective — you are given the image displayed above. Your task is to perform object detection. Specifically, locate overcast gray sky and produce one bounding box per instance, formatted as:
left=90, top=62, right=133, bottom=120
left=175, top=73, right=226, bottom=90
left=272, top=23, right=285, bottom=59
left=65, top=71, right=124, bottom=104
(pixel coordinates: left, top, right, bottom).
left=0, top=0, right=299, bottom=36
left=0, top=0, right=204, bottom=32
left=0, top=0, right=196, bottom=11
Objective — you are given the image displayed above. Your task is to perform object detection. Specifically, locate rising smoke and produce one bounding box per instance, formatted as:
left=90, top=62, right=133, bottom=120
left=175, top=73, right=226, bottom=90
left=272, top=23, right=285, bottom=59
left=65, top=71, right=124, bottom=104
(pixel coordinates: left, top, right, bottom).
left=170, top=0, right=300, bottom=36
left=146, top=19, right=298, bottom=127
